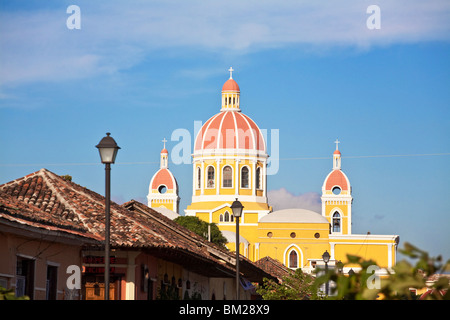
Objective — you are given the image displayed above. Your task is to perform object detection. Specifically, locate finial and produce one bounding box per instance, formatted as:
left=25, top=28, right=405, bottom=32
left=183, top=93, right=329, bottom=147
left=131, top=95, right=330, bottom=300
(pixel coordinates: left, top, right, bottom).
left=162, top=137, right=167, bottom=149
left=228, top=67, right=234, bottom=79
left=334, top=138, right=340, bottom=150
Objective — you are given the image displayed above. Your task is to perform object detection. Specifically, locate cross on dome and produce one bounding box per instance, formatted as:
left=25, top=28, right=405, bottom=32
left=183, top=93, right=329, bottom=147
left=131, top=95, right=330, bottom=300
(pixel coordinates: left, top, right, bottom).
left=228, top=67, right=234, bottom=79
left=162, top=138, right=167, bottom=149
left=334, top=139, right=340, bottom=150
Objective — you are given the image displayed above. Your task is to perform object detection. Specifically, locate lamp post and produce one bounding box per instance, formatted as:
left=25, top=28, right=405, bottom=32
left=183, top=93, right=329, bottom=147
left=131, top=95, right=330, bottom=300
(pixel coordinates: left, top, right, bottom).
left=96, top=133, right=120, bottom=300
left=230, top=198, right=243, bottom=300
left=322, top=250, right=330, bottom=296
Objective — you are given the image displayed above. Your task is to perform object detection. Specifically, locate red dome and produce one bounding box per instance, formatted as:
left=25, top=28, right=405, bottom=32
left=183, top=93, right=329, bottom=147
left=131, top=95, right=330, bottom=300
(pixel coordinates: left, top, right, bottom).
left=325, top=169, right=349, bottom=191
left=333, top=149, right=341, bottom=155
left=222, top=79, right=240, bottom=92
left=150, top=168, right=176, bottom=190
left=194, top=111, right=266, bottom=153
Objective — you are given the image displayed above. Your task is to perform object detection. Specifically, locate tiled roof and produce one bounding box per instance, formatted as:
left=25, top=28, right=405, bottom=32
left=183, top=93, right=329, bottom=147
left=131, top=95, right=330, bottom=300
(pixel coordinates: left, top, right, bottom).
left=0, top=169, right=275, bottom=281
left=0, top=191, right=100, bottom=242
left=0, top=169, right=144, bottom=246
left=123, top=200, right=277, bottom=282
left=0, top=169, right=197, bottom=248
left=254, top=256, right=292, bottom=282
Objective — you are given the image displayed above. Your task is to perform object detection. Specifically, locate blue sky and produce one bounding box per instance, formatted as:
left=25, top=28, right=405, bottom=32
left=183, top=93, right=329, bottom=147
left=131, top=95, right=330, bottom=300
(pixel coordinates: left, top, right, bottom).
left=1, top=0, right=449, bottom=261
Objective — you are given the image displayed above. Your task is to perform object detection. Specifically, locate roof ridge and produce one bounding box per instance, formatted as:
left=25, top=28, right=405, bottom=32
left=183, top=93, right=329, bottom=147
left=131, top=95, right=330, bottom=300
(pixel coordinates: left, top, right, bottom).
left=37, top=169, right=98, bottom=233
left=0, top=168, right=43, bottom=190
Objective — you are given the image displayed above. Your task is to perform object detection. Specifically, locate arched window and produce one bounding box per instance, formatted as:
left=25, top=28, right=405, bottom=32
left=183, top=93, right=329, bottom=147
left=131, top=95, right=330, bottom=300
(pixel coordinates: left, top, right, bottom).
left=241, top=166, right=249, bottom=188
left=333, top=212, right=341, bottom=233
left=197, top=167, right=201, bottom=189
left=256, top=167, right=261, bottom=189
left=224, top=211, right=230, bottom=222
left=289, top=250, right=298, bottom=269
left=207, top=166, right=215, bottom=188
left=223, top=166, right=232, bottom=188
left=219, top=214, right=224, bottom=222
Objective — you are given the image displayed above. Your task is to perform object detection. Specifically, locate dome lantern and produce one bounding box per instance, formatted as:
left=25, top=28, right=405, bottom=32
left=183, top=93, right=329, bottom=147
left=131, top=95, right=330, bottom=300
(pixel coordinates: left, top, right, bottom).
left=221, top=67, right=240, bottom=112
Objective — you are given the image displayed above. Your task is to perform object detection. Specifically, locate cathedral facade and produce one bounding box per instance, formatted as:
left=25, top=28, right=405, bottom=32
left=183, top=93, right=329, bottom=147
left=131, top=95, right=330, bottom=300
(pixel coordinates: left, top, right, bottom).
left=153, top=69, right=399, bottom=274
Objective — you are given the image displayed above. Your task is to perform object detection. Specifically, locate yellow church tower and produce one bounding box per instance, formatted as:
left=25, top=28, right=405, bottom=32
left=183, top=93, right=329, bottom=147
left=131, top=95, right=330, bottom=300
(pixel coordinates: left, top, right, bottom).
left=321, top=139, right=353, bottom=235
left=185, top=68, right=271, bottom=260
left=147, top=139, right=180, bottom=214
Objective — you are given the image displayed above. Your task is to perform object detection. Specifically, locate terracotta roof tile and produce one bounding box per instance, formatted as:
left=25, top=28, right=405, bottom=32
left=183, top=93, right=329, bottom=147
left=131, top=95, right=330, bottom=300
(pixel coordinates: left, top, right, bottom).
left=254, top=256, right=292, bottom=282
left=0, top=169, right=274, bottom=281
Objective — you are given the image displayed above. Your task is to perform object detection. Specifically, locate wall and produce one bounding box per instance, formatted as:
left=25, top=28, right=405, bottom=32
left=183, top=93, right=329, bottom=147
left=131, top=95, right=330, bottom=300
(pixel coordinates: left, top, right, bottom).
left=0, top=231, right=83, bottom=300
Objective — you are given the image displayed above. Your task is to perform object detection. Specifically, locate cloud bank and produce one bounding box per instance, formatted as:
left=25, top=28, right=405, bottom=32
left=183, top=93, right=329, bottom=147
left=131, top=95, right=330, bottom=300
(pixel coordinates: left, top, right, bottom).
left=267, top=188, right=321, bottom=213
left=1, top=0, right=449, bottom=86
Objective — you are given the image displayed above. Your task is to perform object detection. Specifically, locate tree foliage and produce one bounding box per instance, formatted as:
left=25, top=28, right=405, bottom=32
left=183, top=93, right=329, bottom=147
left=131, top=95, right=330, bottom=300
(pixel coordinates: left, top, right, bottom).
left=0, top=286, right=29, bottom=300
left=256, top=268, right=319, bottom=300
left=257, top=242, right=449, bottom=300
left=174, top=216, right=228, bottom=248
left=314, top=242, right=449, bottom=300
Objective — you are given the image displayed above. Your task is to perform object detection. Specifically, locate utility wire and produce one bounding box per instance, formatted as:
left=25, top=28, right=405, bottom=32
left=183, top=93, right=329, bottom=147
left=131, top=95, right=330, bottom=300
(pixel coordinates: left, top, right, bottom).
left=0, top=153, right=449, bottom=167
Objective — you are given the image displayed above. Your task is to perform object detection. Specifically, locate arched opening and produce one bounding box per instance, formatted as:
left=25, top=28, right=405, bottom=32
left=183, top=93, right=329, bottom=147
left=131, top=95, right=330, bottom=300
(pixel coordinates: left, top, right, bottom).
left=223, top=165, right=232, bottom=188
left=241, top=166, right=249, bottom=188
left=256, top=167, right=261, bottom=189
left=333, top=212, right=341, bottom=233
left=207, top=166, right=215, bottom=188
left=289, top=250, right=298, bottom=269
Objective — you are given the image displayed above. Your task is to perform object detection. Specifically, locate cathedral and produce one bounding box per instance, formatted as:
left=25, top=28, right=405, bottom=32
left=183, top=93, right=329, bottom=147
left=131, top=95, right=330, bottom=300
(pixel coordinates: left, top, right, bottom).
left=147, top=69, right=399, bottom=275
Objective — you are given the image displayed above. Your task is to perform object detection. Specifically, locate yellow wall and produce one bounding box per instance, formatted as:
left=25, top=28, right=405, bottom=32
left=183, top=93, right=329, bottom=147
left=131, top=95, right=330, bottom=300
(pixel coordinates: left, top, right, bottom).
left=332, top=240, right=396, bottom=269
left=257, top=222, right=330, bottom=268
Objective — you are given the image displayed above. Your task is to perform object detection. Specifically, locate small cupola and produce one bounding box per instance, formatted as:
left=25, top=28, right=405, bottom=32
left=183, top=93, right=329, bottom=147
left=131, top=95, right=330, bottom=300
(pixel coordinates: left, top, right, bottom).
left=221, top=67, right=240, bottom=112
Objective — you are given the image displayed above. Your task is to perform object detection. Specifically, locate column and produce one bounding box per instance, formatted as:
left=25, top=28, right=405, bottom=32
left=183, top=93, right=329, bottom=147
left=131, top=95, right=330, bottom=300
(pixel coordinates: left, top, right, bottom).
left=235, top=159, right=240, bottom=195
left=252, top=160, right=257, bottom=196
left=192, top=161, right=196, bottom=194
left=262, top=159, right=267, bottom=198
left=216, top=159, right=221, bottom=195
left=201, top=160, right=205, bottom=195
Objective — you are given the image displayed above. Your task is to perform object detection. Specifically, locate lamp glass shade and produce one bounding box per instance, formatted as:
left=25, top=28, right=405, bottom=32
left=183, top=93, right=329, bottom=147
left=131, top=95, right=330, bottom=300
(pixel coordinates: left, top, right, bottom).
left=230, top=199, right=244, bottom=218
left=98, top=147, right=119, bottom=164
left=322, top=250, right=330, bottom=263
left=96, top=133, right=120, bottom=164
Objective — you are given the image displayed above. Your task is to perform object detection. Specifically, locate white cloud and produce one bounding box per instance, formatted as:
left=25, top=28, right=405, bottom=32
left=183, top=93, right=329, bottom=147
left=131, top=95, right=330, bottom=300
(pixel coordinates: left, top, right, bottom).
left=267, top=188, right=321, bottom=213
left=1, top=0, right=449, bottom=86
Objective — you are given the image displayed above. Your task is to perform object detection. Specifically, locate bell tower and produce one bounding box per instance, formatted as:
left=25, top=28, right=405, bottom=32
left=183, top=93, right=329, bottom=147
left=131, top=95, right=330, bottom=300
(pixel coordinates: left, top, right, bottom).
left=147, top=138, right=180, bottom=214
left=321, top=140, right=353, bottom=235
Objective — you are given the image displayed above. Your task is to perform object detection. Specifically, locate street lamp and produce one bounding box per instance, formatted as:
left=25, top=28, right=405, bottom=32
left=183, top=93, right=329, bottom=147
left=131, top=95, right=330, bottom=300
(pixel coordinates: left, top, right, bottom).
left=322, top=250, right=330, bottom=296
left=96, top=133, right=120, bottom=300
left=231, top=198, right=243, bottom=300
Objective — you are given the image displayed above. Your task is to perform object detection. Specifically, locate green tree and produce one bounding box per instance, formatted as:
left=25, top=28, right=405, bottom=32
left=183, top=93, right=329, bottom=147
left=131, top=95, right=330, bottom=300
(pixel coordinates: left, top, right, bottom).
left=174, top=216, right=228, bottom=248
left=256, top=243, right=449, bottom=300
left=314, top=242, right=450, bottom=300
left=256, top=268, right=319, bottom=300
left=0, top=286, right=29, bottom=300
